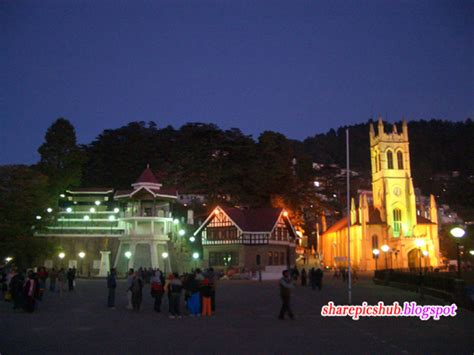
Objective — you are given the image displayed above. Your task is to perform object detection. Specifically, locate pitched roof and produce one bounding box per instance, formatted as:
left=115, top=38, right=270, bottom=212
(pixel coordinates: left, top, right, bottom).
left=66, top=188, right=114, bottom=194
left=417, top=215, right=434, bottom=224
left=324, top=217, right=350, bottom=234
left=135, top=167, right=159, bottom=184
left=221, top=207, right=283, bottom=232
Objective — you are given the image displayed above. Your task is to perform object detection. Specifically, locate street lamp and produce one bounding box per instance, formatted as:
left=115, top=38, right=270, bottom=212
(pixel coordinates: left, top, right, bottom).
left=422, top=250, right=429, bottom=269
left=47, top=207, right=53, bottom=213
left=372, top=249, right=380, bottom=270
left=78, top=252, right=85, bottom=276
left=192, top=252, right=199, bottom=270
left=162, top=252, right=169, bottom=273
left=189, top=236, right=196, bottom=242
left=5, top=257, right=13, bottom=263
left=95, top=200, right=101, bottom=206
left=124, top=251, right=132, bottom=259
left=450, top=227, right=465, bottom=278
left=469, top=250, right=474, bottom=256
left=381, top=244, right=390, bottom=269
left=178, top=229, right=185, bottom=236
left=58, top=252, right=65, bottom=267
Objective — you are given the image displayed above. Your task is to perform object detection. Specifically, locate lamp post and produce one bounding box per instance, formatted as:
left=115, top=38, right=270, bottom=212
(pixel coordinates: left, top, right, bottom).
left=381, top=245, right=389, bottom=269
left=78, top=252, right=85, bottom=276
left=372, top=249, right=380, bottom=271
left=59, top=252, right=65, bottom=268
left=162, top=252, right=169, bottom=274
left=450, top=227, right=465, bottom=279
left=192, top=252, right=199, bottom=271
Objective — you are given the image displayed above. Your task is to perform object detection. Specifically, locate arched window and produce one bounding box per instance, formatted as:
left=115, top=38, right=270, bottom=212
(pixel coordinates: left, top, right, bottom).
left=397, top=151, right=404, bottom=169
left=387, top=150, right=394, bottom=169
left=393, top=208, right=402, bottom=237
left=378, top=153, right=382, bottom=171
left=374, top=154, right=378, bottom=172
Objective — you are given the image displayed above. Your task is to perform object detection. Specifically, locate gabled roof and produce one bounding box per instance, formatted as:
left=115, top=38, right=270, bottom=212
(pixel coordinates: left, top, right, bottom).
left=114, top=186, right=177, bottom=199
left=135, top=167, right=159, bottom=185
left=193, top=205, right=297, bottom=237
left=66, top=187, right=114, bottom=194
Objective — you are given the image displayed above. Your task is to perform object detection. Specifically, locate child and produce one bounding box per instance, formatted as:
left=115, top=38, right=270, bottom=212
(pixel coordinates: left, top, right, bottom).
left=200, top=278, right=212, bottom=317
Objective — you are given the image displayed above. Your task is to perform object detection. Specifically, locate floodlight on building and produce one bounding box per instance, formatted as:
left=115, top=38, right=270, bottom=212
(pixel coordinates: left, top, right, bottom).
left=58, top=252, right=65, bottom=259
left=124, top=251, right=132, bottom=259
left=283, top=211, right=289, bottom=217
left=415, top=239, right=425, bottom=248
left=173, top=219, right=179, bottom=224
left=381, top=245, right=390, bottom=253
left=66, top=207, right=73, bottom=213
left=60, top=194, right=65, bottom=198
left=372, top=249, right=380, bottom=256
left=178, top=229, right=185, bottom=236
left=108, top=215, right=115, bottom=221
left=95, top=200, right=101, bottom=206
left=78, top=252, right=86, bottom=259
left=89, top=207, right=96, bottom=213
left=5, top=257, right=13, bottom=263
left=36, top=215, right=42, bottom=220
left=46, top=208, right=53, bottom=213
left=422, top=251, right=429, bottom=257
left=114, top=208, right=120, bottom=213
left=469, top=250, right=474, bottom=256
left=214, top=209, right=219, bottom=215
left=162, top=252, right=169, bottom=259
left=83, top=215, right=90, bottom=221
left=192, top=252, right=199, bottom=259
left=189, top=236, right=196, bottom=242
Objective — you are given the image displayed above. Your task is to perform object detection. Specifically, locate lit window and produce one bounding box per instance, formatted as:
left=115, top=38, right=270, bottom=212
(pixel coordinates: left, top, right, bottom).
left=393, top=208, right=402, bottom=237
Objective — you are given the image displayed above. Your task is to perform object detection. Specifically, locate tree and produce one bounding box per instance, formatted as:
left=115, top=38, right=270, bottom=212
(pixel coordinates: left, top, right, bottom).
left=0, top=165, right=58, bottom=268
left=38, top=118, right=83, bottom=194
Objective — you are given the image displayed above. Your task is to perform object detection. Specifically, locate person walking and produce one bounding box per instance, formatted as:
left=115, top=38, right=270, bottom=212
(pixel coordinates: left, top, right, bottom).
left=314, top=268, right=323, bottom=291
left=126, top=268, right=134, bottom=309
left=187, top=274, right=201, bottom=316
left=23, top=271, right=37, bottom=313
left=49, top=268, right=57, bottom=292
left=168, top=273, right=183, bottom=318
left=107, top=268, right=117, bottom=308
left=301, top=268, right=307, bottom=287
left=130, top=272, right=143, bottom=311
left=206, top=268, right=217, bottom=312
left=200, top=278, right=212, bottom=317
left=67, top=268, right=75, bottom=291
left=278, top=270, right=294, bottom=320
left=150, top=271, right=164, bottom=313
left=57, top=268, right=66, bottom=296
left=9, top=269, right=24, bottom=310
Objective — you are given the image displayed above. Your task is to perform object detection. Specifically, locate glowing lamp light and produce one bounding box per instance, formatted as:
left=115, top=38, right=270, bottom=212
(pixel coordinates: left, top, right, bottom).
left=162, top=252, right=169, bottom=259
left=469, top=250, right=474, bottom=256
left=178, top=229, right=185, bottom=236
left=114, top=208, right=120, bottom=213
left=381, top=245, right=390, bottom=253
left=450, top=227, right=465, bottom=239
left=124, top=251, right=132, bottom=259
left=89, top=207, right=96, bottom=213
left=83, top=215, right=90, bottom=221
left=372, top=249, right=380, bottom=256
left=415, top=239, right=425, bottom=248
left=189, top=236, right=196, bottom=242
left=108, top=215, right=115, bottom=221
left=422, top=250, right=429, bottom=257
left=192, top=252, right=199, bottom=259
left=60, top=194, right=65, bottom=198
left=66, top=207, right=73, bottom=213
left=5, top=257, right=13, bottom=263
left=36, top=215, right=42, bottom=220
left=58, top=252, right=65, bottom=259
left=78, top=252, right=85, bottom=259
left=94, top=200, right=101, bottom=206
left=214, top=209, right=219, bottom=215
left=173, top=219, right=179, bottom=224
left=46, top=208, right=53, bottom=213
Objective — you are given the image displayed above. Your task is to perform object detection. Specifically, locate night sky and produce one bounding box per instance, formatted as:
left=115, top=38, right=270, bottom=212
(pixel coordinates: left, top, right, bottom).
left=1, top=1, right=472, bottom=164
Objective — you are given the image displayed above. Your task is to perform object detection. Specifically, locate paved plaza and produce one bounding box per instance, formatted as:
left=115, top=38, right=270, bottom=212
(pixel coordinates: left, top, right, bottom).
left=1, top=275, right=473, bottom=354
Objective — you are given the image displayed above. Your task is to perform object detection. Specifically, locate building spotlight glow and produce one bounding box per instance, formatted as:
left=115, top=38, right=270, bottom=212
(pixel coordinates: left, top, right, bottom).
left=78, top=252, right=85, bottom=258
left=422, top=250, right=429, bottom=257
left=66, top=207, right=73, bottom=213
left=124, top=251, right=132, bottom=259
left=372, top=249, right=380, bottom=256
left=192, top=252, right=199, bottom=259
left=89, top=207, right=96, bottom=213
left=381, top=244, right=390, bottom=252
left=5, top=257, right=13, bottom=263
left=36, top=215, right=42, bottom=220
left=469, top=250, right=474, bottom=256
left=58, top=252, right=65, bottom=259
left=283, top=211, right=289, bottom=217
left=178, top=229, right=185, bottom=236
left=173, top=219, right=179, bottom=224
left=162, top=252, right=169, bottom=259
left=114, top=208, right=120, bottom=213
left=108, top=215, right=115, bottom=221
left=415, top=239, right=425, bottom=248
left=95, top=200, right=101, bottom=206
left=189, top=236, right=196, bottom=242
left=46, top=208, right=53, bottom=213
left=83, top=215, right=90, bottom=221
left=60, top=194, right=65, bottom=198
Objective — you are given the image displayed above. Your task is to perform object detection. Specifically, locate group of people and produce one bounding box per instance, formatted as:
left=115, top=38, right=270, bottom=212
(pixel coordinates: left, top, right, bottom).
left=333, top=267, right=358, bottom=283
left=292, top=267, right=324, bottom=290
left=0, top=266, right=78, bottom=313
left=106, top=267, right=217, bottom=318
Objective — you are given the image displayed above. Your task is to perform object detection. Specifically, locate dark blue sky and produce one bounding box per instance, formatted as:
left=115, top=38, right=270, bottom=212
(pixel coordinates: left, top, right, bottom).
left=1, top=0, right=472, bottom=164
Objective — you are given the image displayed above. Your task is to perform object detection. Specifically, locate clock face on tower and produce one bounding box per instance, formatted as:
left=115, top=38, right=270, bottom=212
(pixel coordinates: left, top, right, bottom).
left=393, top=187, right=402, bottom=197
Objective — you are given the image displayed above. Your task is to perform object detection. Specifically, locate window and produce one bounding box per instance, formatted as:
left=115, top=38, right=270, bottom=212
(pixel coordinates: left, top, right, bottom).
left=268, top=252, right=273, bottom=265
left=393, top=208, right=402, bottom=237
left=397, top=151, right=404, bottom=169
left=209, top=252, right=239, bottom=267
left=387, top=150, right=394, bottom=169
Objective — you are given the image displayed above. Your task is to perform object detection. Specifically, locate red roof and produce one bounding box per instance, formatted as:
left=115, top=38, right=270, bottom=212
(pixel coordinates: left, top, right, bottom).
left=222, top=207, right=282, bottom=232
left=135, top=167, right=159, bottom=184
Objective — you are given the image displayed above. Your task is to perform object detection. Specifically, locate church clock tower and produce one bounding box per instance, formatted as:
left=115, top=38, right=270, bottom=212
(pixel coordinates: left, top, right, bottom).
left=370, top=117, right=417, bottom=238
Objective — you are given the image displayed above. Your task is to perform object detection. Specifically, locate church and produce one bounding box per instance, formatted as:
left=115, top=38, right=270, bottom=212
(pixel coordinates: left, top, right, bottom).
left=320, top=118, right=441, bottom=271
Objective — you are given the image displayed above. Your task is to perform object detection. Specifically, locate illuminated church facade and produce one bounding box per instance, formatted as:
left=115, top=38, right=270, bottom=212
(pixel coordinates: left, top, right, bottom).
left=320, top=118, right=441, bottom=271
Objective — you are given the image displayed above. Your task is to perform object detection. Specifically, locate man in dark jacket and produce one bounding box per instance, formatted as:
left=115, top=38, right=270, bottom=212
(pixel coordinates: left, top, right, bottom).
left=278, top=270, right=294, bottom=320
left=107, top=268, right=117, bottom=308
